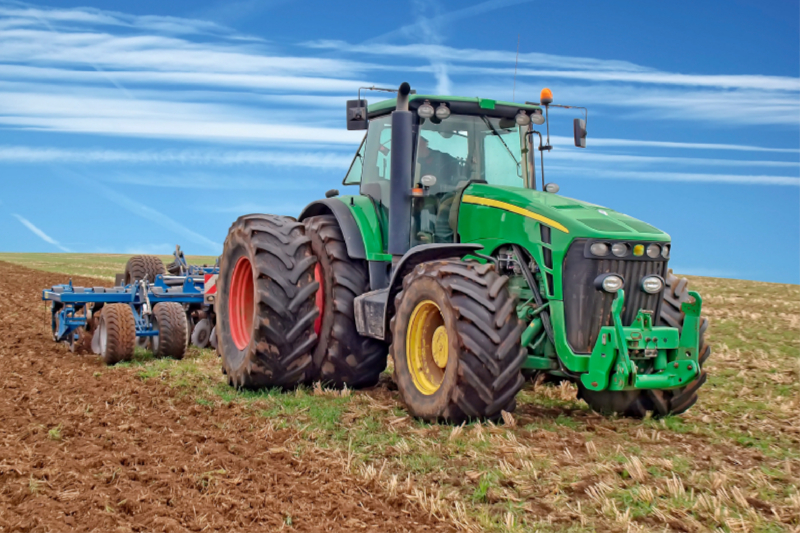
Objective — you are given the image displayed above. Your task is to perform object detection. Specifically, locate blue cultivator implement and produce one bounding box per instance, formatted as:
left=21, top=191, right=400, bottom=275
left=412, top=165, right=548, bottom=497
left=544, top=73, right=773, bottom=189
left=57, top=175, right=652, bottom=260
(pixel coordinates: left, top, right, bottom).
left=42, top=274, right=207, bottom=365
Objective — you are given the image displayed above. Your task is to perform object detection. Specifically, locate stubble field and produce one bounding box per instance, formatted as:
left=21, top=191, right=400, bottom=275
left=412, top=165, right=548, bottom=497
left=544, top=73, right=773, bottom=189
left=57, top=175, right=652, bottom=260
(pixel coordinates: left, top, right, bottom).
left=0, top=254, right=797, bottom=533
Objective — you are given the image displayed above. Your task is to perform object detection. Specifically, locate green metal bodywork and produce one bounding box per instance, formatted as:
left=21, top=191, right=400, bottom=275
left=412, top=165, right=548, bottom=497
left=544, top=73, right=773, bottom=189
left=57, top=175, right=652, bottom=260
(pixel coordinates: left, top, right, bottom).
left=331, top=95, right=703, bottom=393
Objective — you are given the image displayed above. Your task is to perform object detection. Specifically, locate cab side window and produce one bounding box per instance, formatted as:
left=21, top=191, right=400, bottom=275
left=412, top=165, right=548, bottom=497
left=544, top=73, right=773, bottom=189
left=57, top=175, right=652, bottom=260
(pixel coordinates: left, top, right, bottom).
left=360, top=115, right=393, bottom=206
left=343, top=136, right=365, bottom=186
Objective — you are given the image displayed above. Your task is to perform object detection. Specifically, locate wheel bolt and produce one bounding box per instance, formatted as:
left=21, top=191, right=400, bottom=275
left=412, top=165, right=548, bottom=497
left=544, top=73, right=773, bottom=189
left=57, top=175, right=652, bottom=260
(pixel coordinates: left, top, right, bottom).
left=673, top=362, right=679, bottom=368
left=591, top=381, right=598, bottom=387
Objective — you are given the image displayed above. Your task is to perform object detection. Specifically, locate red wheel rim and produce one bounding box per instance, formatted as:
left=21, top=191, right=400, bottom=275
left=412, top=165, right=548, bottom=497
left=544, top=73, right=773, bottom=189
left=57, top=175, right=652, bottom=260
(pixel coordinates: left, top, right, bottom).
left=229, top=256, right=254, bottom=350
left=313, top=262, right=324, bottom=336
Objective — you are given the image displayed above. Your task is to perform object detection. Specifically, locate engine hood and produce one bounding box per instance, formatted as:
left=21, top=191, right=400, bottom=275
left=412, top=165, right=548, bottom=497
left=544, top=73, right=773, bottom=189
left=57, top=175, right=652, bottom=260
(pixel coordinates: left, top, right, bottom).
left=462, top=183, right=670, bottom=241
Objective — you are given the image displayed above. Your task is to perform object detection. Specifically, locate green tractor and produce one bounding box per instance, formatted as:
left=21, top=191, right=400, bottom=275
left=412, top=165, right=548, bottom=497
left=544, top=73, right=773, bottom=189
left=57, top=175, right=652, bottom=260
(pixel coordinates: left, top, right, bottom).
left=214, top=83, right=709, bottom=422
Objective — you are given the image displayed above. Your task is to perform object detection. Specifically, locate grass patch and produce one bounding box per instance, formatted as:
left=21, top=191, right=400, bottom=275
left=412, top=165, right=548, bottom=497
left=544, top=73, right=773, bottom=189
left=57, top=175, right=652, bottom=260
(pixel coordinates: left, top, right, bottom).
left=47, top=424, right=62, bottom=441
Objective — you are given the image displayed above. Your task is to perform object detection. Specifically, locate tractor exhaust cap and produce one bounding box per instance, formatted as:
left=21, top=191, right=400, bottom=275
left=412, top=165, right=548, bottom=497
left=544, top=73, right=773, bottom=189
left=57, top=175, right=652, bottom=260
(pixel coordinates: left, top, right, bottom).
left=396, top=82, right=411, bottom=112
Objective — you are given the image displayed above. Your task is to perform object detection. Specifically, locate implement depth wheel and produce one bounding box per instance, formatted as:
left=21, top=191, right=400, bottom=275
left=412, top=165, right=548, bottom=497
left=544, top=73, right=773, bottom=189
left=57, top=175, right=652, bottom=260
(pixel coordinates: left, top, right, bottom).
left=151, top=302, right=188, bottom=359
left=391, top=260, right=526, bottom=423
left=217, top=214, right=318, bottom=389
left=97, top=304, right=136, bottom=365
left=191, top=318, right=212, bottom=348
left=125, top=255, right=166, bottom=285
left=578, top=271, right=710, bottom=417
left=304, top=215, right=387, bottom=388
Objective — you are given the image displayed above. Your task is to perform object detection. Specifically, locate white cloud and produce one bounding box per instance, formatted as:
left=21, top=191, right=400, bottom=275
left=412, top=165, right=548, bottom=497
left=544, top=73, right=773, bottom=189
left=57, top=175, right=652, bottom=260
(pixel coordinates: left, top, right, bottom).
left=463, top=80, right=799, bottom=126
left=0, top=2, right=254, bottom=38
left=0, top=145, right=353, bottom=167
left=11, top=213, right=71, bottom=251
left=0, top=64, right=372, bottom=94
left=364, top=0, right=536, bottom=45
left=547, top=136, right=799, bottom=154
left=0, top=28, right=364, bottom=76
left=544, top=150, right=799, bottom=168
left=104, top=172, right=336, bottom=190
left=0, top=89, right=363, bottom=143
left=312, top=40, right=800, bottom=92
left=547, top=166, right=800, bottom=186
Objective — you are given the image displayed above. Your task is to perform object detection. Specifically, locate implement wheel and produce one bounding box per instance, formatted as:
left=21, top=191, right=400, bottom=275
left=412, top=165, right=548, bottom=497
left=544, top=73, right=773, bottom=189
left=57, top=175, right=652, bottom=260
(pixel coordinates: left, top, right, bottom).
left=125, top=255, right=167, bottom=284
left=304, top=215, right=387, bottom=388
left=97, top=304, right=136, bottom=365
left=217, top=214, right=318, bottom=389
left=191, top=318, right=212, bottom=348
left=578, top=271, right=710, bottom=417
left=390, top=260, right=526, bottom=423
left=151, top=302, right=188, bottom=359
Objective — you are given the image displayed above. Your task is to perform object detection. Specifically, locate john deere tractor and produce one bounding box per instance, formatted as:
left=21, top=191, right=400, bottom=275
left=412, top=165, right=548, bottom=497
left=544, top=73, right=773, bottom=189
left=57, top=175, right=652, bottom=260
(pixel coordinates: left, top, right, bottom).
left=215, top=83, right=709, bottom=422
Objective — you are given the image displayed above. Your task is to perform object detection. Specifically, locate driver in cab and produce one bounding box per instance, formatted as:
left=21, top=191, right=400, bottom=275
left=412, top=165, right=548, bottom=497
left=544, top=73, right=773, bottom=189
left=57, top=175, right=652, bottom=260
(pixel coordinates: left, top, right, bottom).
left=413, top=135, right=462, bottom=244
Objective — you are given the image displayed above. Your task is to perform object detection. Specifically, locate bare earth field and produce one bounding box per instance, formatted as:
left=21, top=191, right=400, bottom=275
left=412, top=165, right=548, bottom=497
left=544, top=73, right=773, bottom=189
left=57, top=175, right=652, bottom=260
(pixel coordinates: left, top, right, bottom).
left=1, top=255, right=798, bottom=533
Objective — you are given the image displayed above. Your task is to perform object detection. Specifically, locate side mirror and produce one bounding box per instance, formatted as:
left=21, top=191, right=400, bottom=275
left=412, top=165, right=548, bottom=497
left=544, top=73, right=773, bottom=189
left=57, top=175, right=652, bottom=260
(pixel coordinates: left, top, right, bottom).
left=347, top=99, right=368, bottom=130
left=573, top=118, right=587, bottom=148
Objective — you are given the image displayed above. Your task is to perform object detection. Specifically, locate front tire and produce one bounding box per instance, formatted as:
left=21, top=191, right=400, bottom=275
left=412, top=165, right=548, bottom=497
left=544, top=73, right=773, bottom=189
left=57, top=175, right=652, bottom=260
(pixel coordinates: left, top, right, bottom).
left=303, top=215, right=387, bottom=388
left=390, top=260, right=526, bottom=423
left=217, top=214, right=318, bottom=389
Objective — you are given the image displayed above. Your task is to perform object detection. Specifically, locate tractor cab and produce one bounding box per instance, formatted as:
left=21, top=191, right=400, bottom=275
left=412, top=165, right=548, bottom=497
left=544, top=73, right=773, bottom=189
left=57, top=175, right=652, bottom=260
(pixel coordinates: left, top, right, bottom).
left=346, top=97, right=537, bottom=248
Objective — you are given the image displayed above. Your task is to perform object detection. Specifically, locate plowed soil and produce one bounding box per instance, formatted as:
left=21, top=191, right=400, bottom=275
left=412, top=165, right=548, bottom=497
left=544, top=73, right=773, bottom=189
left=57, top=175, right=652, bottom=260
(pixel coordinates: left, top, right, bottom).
left=0, top=261, right=453, bottom=533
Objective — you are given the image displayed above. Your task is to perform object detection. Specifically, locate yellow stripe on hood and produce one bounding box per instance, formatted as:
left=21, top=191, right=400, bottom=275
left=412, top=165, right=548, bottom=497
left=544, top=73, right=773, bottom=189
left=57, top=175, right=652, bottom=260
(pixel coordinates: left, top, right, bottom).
left=462, top=195, right=569, bottom=233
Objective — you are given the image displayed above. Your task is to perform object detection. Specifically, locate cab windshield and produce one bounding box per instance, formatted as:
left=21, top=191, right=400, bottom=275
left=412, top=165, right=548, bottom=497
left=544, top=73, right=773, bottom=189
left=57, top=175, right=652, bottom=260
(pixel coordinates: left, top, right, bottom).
left=409, top=114, right=526, bottom=245
left=415, top=114, right=524, bottom=190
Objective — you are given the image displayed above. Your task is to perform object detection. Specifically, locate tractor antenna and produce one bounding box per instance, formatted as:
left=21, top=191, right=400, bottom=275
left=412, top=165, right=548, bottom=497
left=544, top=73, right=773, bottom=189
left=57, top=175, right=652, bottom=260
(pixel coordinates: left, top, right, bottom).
left=512, top=34, right=520, bottom=102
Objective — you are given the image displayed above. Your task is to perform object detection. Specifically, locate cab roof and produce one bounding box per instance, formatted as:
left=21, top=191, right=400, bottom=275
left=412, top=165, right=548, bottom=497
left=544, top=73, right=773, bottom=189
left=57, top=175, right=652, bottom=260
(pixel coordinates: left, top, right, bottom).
left=367, top=94, right=543, bottom=115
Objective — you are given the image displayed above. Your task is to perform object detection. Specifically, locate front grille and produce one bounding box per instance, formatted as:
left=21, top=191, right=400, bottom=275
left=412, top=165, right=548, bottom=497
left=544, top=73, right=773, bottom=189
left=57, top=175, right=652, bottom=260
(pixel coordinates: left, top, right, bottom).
left=562, top=239, right=667, bottom=353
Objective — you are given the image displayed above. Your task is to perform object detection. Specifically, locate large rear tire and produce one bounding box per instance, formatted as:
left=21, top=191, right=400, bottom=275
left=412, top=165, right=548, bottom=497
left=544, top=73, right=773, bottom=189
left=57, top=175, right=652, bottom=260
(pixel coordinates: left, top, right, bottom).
left=217, top=214, right=318, bottom=389
left=97, top=304, right=136, bottom=365
left=303, top=215, right=387, bottom=388
left=578, top=271, right=710, bottom=417
left=151, top=302, right=188, bottom=359
left=124, top=255, right=166, bottom=284
left=390, top=260, right=526, bottom=423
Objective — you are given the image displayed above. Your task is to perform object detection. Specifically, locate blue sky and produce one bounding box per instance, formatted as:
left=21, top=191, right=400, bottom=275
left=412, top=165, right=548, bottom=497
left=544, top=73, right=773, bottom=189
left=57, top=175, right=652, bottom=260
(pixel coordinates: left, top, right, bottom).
left=0, top=0, right=798, bottom=283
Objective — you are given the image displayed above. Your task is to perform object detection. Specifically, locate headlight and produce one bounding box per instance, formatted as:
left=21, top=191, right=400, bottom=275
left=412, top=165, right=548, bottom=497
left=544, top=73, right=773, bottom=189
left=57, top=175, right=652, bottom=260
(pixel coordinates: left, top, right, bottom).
left=646, top=244, right=661, bottom=258
left=611, top=243, right=628, bottom=257
left=515, top=110, right=531, bottom=126
left=661, top=244, right=670, bottom=259
left=590, top=242, right=609, bottom=256
left=595, top=274, right=624, bottom=293
left=531, top=110, right=545, bottom=125
left=435, top=103, right=451, bottom=120
left=641, top=275, right=664, bottom=294
left=417, top=100, right=434, bottom=119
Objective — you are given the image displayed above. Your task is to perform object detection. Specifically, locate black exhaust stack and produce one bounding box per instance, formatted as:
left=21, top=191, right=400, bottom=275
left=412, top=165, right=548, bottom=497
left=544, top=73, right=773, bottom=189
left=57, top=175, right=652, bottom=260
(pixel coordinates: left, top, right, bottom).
left=388, top=82, right=413, bottom=259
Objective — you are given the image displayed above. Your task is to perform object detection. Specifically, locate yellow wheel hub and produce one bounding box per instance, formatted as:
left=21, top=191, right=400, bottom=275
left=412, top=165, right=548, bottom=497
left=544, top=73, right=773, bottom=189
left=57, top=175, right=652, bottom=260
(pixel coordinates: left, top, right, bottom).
left=432, top=326, right=448, bottom=368
left=406, top=300, right=448, bottom=395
